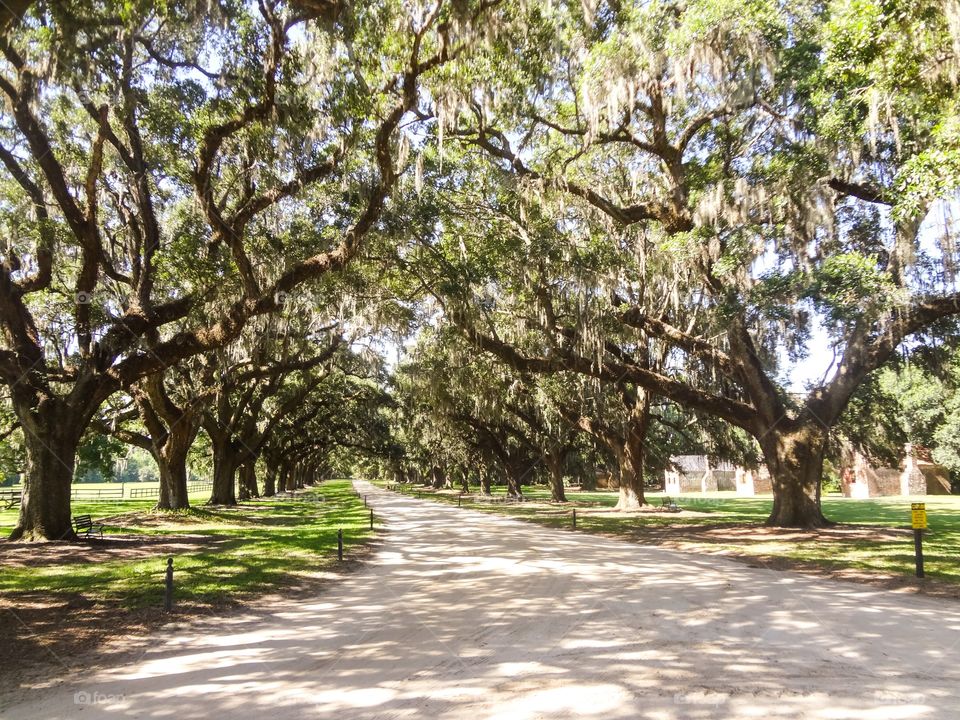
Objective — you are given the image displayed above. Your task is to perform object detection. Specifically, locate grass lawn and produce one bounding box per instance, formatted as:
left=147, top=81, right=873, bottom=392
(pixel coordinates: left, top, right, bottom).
left=381, top=482, right=960, bottom=587
left=0, top=479, right=372, bottom=608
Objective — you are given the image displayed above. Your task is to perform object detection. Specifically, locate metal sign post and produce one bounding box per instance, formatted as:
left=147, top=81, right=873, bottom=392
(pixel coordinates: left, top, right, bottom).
left=164, top=557, right=174, bottom=611
left=911, top=503, right=927, bottom=578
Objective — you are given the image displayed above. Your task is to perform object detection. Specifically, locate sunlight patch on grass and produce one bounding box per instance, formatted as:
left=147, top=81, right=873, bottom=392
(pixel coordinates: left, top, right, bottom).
left=0, top=480, right=371, bottom=608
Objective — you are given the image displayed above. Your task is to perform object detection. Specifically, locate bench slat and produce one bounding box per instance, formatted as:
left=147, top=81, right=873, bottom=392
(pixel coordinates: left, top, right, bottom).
left=73, top=514, right=104, bottom=538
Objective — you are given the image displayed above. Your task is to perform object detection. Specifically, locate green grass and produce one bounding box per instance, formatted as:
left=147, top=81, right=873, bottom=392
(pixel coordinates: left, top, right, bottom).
left=0, top=480, right=372, bottom=608
left=382, top=482, right=960, bottom=585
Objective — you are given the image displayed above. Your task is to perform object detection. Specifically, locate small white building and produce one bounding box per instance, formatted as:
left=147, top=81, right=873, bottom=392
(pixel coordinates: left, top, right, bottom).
left=664, top=455, right=738, bottom=494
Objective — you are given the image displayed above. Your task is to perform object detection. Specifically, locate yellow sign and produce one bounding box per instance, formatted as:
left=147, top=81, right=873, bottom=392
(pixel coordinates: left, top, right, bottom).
left=911, top=502, right=927, bottom=530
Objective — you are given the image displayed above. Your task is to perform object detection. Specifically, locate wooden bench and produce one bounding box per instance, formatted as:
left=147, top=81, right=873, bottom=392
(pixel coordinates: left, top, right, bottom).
left=73, top=514, right=104, bottom=539
left=658, top=496, right=680, bottom=512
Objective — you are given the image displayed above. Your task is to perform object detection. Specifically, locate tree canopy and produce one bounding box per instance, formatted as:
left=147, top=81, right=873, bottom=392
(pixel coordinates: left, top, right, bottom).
left=1, top=0, right=959, bottom=538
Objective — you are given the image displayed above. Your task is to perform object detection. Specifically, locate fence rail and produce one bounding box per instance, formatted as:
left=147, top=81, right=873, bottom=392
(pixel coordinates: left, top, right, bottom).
left=72, top=487, right=124, bottom=500
left=0, top=488, right=22, bottom=507
left=129, top=487, right=160, bottom=498
left=3, top=480, right=217, bottom=504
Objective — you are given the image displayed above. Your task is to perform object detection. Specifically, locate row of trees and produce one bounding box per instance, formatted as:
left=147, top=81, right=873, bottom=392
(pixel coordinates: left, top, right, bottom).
left=379, top=0, right=960, bottom=526
left=2, top=0, right=959, bottom=537
left=0, top=0, right=518, bottom=539
left=389, top=326, right=742, bottom=507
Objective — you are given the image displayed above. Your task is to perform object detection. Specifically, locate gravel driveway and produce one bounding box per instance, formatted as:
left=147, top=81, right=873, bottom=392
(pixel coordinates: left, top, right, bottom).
left=5, top=479, right=959, bottom=719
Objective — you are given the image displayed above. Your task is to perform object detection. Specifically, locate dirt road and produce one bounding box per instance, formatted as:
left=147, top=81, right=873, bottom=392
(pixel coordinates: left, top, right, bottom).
left=5, top=480, right=959, bottom=719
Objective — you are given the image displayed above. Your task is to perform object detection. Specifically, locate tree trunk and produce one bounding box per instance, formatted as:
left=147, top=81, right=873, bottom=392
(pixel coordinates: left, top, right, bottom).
left=9, top=406, right=81, bottom=541
left=505, top=460, right=524, bottom=498
left=479, top=468, right=492, bottom=495
left=238, top=465, right=250, bottom=501
left=430, top=466, right=446, bottom=489
left=155, top=430, right=192, bottom=511
left=264, top=466, right=277, bottom=497
left=545, top=452, right=567, bottom=503
left=762, top=424, right=831, bottom=528
left=238, top=462, right=257, bottom=500
left=615, top=394, right=650, bottom=511
left=156, top=458, right=172, bottom=510
left=209, top=438, right=238, bottom=505
left=156, top=451, right=190, bottom=510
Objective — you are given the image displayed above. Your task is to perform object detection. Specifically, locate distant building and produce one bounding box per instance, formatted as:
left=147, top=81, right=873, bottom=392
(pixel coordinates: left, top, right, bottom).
left=664, top=455, right=742, bottom=494
left=733, top=466, right=773, bottom=496
left=841, top=444, right=951, bottom=498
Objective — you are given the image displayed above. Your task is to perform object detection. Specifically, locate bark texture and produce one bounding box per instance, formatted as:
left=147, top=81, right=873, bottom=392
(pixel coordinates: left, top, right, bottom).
left=762, top=424, right=831, bottom=528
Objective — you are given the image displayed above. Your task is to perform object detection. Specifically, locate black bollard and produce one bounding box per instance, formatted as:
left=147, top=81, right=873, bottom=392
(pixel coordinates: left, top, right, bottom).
left=572, top=509, right=577, bottom=529
left=337, top=529, right=343, bottom=561
left=370, top=508, right=374, bottom=530
left=164, top=557, right=174, bottom=611
left=364, top=495, right=367, bottom=507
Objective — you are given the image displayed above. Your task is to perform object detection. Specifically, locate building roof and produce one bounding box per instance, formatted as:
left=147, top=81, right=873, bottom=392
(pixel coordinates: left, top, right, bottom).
left=670, top=455, right=736, bottom=474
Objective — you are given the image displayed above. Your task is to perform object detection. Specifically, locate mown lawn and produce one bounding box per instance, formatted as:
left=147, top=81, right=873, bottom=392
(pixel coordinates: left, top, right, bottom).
left=381, top=482, right=960, bottom=585
left=0, top=479, right=372, bottom=608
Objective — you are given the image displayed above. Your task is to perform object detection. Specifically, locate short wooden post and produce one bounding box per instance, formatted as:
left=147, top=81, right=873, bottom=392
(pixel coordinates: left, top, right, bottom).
left=164, top=557, right=174, bottom=611
left=458, top=494, right=462, bottom=507
left=572, top=509, right=577, bottom=529
left=364, top=495, right=367, bottom=507
left=370, top=508, right=374, bottom=529
left=337, top=529, right=343, bottom=561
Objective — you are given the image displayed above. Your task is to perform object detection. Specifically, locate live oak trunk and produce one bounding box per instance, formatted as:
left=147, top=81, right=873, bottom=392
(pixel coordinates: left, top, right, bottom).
left=238, top=462, right=259, bottom=500
left=9, top=401, right=82, bottom=541
left=157, top=467, right=171, bottom=510
left=264, top=466, right=277, bottom=497
left=505, top=459, right=524, bottom=498
left=154, top=429, right=193, bottom=511
left=545, top=452, right=567, bottom=503
left=155, top=450, right=190, bottom=510
left=761, top=424, right=830, bottom=528
left=615, top=395, right=650, bottom=511
left=238, top=463, right=251, bottom=501
left=479, top=469, right=492, bottom=495
left=430, top=466, right=446, bottom=489
left=209, top=438, right=238, bottom=505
